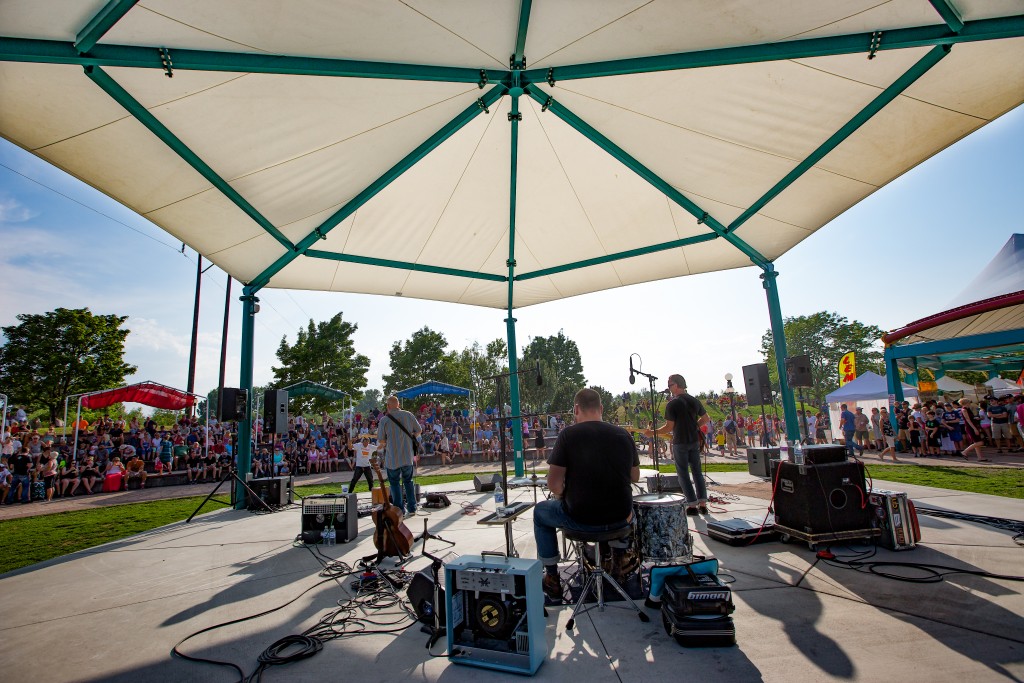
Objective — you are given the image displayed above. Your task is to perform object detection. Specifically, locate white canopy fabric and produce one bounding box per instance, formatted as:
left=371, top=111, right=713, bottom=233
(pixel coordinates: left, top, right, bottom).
left=1, top=2, right=1023, bottom=308
left=935, top=375, right=978, bottom=393
left=826, top=371, right=919, bottom=403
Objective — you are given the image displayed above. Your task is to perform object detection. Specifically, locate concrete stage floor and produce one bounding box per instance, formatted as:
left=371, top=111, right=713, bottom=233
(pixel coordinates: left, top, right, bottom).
left=1, top=472, right=1022, bottom=682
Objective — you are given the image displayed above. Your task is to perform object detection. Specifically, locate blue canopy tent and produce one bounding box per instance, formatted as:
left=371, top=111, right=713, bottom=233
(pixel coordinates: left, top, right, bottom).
left=395, top=381, right=471, bottom=400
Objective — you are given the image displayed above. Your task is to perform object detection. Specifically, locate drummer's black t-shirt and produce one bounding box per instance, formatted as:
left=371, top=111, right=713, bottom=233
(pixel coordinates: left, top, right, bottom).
left=548, top=421, right=639, bottom=525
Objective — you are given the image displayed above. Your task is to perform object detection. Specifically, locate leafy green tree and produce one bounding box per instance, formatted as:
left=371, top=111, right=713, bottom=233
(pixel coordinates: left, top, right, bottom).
left=518, top=331, right=586, bottom=412
left=588, top=385, right=615, bottom=421
left=447, top=339, right=508, bottom=408
left=355, top=389, right=382, bottom=414
left=382, top=327, right=453, bottom=395
left=760, top=311, right=884, bottom=408
left=0, top=308, right=136, bottom=424
left=271, top=313, right=370, bottom=414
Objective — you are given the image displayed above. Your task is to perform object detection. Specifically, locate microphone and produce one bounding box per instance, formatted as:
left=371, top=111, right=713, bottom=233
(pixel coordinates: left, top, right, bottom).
left=629, top=357, right=636, bottom=385
left=535, top=362, right=543, bottom=386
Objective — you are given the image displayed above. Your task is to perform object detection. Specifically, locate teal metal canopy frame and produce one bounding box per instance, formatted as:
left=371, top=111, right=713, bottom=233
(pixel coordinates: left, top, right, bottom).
left=5, top=0, right=1021, bottom=497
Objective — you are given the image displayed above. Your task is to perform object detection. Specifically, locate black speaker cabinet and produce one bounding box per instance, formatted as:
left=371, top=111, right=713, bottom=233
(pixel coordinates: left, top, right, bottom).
left=802, top=444, right=847, bottom=465
left=785, top=354, right=813, bottom=388
left=219, top=388, right=247, bottom=422
left=246, top=476, right=292, bottom=508
left=473, top=473, right=501, bottom=492
left=407, top=567, right=446, bottom=626
left=771, top=461, right=870, bottom=534
left=742, top=363, right=772, bottom=406
left=301, top=493, right=359, bottom=543
left=747, top=447, right=780, bottom=478
left=263, top=389, right=289, bottom=434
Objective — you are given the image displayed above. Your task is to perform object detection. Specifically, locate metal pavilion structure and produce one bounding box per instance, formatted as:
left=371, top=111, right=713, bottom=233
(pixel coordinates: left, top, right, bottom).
left=2, top=1, right=1023, bottom=506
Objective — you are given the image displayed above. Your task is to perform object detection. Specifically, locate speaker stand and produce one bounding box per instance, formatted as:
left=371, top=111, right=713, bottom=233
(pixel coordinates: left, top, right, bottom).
left=186, top=468, right=273, bottom=522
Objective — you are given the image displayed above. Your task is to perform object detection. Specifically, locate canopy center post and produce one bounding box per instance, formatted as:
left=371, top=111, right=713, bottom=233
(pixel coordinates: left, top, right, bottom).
left=235, top=289, right=259, bottom=509
left=506, top=81, right=525, bottom=477
left=760, top=267, right=800, bottom=443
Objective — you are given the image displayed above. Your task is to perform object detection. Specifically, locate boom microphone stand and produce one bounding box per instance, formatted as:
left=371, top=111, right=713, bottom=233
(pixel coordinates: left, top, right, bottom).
left=629, top=354, right=665, bottom=493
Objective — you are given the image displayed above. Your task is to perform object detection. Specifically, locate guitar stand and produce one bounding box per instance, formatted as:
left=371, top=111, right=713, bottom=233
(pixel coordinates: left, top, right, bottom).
left=357, top=517, right=411, bottom=595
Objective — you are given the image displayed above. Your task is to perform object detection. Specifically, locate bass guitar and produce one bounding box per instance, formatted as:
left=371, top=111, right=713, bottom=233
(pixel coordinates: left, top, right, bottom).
left=370, top=458, right=413, bottom=558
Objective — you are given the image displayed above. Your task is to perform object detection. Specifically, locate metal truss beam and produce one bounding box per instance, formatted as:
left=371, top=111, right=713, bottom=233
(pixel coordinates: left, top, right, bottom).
left=728, top=45, right=949, bottom=235
left=75, top=0, right=139, bottom=54
left=304, top=249, right=506, bottom=282
left=514, top=0, right=533, bottom=65
left=928, top=0, right=965, bottom=33
left=84, top=65, right=296, bottom=252
left=515, top=232, right=717, bottom=281
left=886, top=328, right=1024, bottom=360
left=522, top=14, right=1023, bottom=83
left=0, top=37, right=509, bottom=84
left=246, top=83, right=507, bottom=291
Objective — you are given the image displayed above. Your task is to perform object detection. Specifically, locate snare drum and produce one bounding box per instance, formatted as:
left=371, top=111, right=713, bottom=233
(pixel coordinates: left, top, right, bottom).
left=632, top=492, right=691, bottom=563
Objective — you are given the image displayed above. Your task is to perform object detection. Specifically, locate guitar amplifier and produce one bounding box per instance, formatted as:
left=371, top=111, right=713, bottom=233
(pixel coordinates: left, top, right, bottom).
left=302, top=493, right=359, bottom=543
left=661, top=572, right=736, bottom=647
left=246, top=476, right=292, bottom=508
left=446, top=554, right=547, bottom=675
left=868, top=489, right=920, bottom=550
left=801, top=444, right=847, bottom=465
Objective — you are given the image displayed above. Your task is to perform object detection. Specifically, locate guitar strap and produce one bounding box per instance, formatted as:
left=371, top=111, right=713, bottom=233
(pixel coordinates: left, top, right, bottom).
left=384, top=413, right=421, bottom=456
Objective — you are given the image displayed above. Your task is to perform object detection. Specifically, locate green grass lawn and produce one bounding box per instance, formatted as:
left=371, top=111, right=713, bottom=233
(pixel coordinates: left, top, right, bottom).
left=1, top=464, right=1020, bottom=576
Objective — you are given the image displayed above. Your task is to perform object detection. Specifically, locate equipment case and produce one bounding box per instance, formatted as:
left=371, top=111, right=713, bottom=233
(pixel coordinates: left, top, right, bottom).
left=661, top=572, right=736, bottom=647
left=707, top=515, right=779, bottom=546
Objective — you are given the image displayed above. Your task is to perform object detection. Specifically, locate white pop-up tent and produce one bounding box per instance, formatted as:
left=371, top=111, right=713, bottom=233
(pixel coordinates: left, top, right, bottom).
left=985, top=377, right=1022, bottom=396
left=826, top=371, right=919, bottom=403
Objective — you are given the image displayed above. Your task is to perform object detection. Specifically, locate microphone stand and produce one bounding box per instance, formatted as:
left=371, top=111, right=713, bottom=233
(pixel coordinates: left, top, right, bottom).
left=415, top=518, right=456, bottom=650
left=630, top=357, right=664, bottom=494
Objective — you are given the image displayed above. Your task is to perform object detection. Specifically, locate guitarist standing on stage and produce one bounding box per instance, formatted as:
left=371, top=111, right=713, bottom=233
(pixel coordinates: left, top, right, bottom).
left=377, top=395, right=422, bottom=517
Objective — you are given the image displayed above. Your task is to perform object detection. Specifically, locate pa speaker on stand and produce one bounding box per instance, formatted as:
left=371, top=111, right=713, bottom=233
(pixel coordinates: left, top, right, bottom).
left=263, top=389, right=288, bottom=434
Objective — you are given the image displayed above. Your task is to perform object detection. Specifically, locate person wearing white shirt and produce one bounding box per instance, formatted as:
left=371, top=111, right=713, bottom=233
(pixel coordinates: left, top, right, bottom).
left=347, top=435, right=377, bottom=493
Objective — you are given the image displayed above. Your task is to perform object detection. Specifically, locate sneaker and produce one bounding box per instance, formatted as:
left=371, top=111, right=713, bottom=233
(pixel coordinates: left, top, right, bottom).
left=686, top=506, right=699, bottom=516
left=406, top=509, right=417, bottom=517
left=542, top=574, right=563, bottom=602
left=698, top=503, right=709, bottom=514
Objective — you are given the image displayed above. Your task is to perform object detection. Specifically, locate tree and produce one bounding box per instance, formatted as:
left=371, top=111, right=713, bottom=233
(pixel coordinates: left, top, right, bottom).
left=588, top=385, right=615, bottom=421
left=760, top=311, right=884, bottom=407
left=518, top=331, right=586, bottom=412
left=355, top=389, right=382, bottom=414
left=0, top=308, right=136, bottom=424
left=447, top=339, right=508, bottom=409
left=271, top=313, right=370, bottom=414
left=381, top=327, right=452, bottom=395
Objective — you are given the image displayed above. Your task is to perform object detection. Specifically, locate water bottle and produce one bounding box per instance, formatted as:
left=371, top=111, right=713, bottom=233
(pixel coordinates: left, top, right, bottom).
left=780, top=440, right=790, bottom=462
left=794, top=440, right=805, bottom=466
left=494, top=481, right=505, bottom=508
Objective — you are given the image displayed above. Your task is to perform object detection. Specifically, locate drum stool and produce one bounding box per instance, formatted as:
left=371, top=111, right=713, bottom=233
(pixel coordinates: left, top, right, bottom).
left=563, top=524, right=650, bottom=631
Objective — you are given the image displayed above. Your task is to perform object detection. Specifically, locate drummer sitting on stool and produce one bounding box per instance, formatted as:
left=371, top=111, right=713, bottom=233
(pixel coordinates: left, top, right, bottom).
left=533, top=388, right=640, bottom=602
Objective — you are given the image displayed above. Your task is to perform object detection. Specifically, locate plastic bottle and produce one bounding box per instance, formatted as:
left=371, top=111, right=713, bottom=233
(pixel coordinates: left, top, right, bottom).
left=780, top=440, right=790, bottom=462
left=494, top=481, right=505, bottom=508
left=326, top=520, right=335, bottom=546
left=793, top=440, right=805, bottom=466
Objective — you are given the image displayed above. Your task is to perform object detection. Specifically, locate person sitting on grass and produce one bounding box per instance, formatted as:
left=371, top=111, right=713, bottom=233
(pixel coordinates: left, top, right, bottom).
left=125, top=452, right=148, bottom=489
left=59, top=460, right=80, bottom=497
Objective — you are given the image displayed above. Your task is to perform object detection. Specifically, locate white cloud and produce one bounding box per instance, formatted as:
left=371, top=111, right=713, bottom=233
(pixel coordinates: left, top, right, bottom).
left=125, top=317, right=190, bottom=357
left=0, top=196, right=39, bottom=223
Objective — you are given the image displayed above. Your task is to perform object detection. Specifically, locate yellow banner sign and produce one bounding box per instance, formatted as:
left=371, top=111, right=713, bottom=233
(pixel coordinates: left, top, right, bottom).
left=839, top=352, right=856, bottom=386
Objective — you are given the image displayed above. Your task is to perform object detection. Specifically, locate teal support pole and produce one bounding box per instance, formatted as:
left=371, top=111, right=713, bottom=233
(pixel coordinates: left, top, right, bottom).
left=884, top=346, right=905, bottom=432
left=987, top=369, right=1000, bottom=380
left=507, top=82, right=525, bottom=477
left=761, top=268, right=800, bottom=443
left=235, top=290, right=258, bottom=509
left=935, top=367, right=946, bottom=379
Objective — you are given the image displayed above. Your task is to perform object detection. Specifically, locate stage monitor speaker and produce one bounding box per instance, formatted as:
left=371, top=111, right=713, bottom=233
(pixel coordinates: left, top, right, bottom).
left=246, top=476, right=292, bottom=508
left=746, top=447, right=779, bottom=478
left=771, top=461, right=870, bottom=534
left=742, top=363, right=772, bottom=406
left=785, top=354, right=813, bottom=388
left=301, top=493, right=358, bottom=543
left=219, top=388, right=247, bottom=422
left=407, top=567, right=446, bottom=626
left=473, top=473, right=501, bottom=492
left=263, top=389, right=289, bottom=434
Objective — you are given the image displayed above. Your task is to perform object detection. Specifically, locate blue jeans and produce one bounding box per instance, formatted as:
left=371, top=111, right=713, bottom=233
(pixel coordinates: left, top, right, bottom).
left=672, top=442, right=706, bottom=505
left=6, top=474, right=31, bottom=504
left=387, top=465, right=416, bottom=514
left=844, top=432, right=863, bottom=458
left=533, top=498, right=629, bottom=566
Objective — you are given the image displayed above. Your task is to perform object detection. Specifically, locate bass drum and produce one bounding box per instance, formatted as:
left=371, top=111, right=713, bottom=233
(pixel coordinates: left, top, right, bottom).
left=633, top=493, right=691, bottom=564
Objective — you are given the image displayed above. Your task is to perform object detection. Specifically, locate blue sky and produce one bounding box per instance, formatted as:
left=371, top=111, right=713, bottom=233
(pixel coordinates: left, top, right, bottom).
left=0, top=103, right=1021, bottom=403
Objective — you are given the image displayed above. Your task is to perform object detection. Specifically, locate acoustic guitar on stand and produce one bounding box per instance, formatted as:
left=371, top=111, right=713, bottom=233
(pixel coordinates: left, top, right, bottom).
left=370, top=458, right=413, bottom=557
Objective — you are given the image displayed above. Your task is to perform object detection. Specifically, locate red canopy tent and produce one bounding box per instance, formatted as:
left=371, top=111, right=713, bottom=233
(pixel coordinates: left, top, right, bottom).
left=72, top=382, right=207, bottom=462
